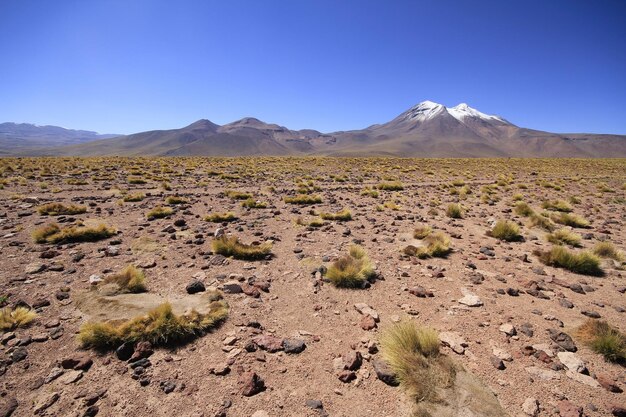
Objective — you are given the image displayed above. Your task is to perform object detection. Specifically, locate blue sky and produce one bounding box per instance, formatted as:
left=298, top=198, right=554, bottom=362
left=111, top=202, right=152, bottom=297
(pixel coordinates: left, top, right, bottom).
left=1, top=0, right=625, bottom=135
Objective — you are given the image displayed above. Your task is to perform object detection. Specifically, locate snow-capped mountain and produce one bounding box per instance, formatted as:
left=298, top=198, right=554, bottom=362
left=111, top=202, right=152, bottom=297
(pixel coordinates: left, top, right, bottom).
left=6, top=101, right=626, bottom=157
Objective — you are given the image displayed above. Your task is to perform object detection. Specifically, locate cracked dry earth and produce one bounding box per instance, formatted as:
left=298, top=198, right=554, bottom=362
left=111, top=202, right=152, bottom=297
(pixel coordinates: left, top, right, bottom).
left=0, top=157, right=625, bottom=417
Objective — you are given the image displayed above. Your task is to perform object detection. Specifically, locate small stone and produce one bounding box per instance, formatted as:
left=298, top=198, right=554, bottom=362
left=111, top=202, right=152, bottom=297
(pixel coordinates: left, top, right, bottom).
left=283, top=339, right=306, bottom=354
left=458, top=293, right=483, bottom=307
left=252, top=335, right=284, bottom=353
left=522, top=397, right=539, bottom=416
left=59, top=370, right=83, bottom=385
left=33, top=392, right=59, bottom=414
left=185, top=280, right=205, bottom=294
left=558, top=400, right=582, bottom=417
left=557, top=352, right=586, bottom=373
left=61, top=353, right=92, bottom=371
left=548, top=329, right=577, bottom=352
left=360, top=315, right=377, bottom=330
left=490, top=355, right=505, bottom=370
left=343, top=351, right=362, bottom=371
left=238, top=371, right=265, bottom=396
left=337, top=370, right=356, bottom=383
left=222, top=281, right=243, bottom=294
left=565, top=370, right=600, bottom=388
left=305, top=399, right=323, bottom=410
left=597, top=373, right=623, bottom=393
left=353, top=303, right=379, bottom=321
left=116, top=342, right=134, bottom=361
left=499, top=323, right=516, bottom=336
left=0, top=396, right=18, bottom=417
left=160, top=380, right=176, bottom=394
left=372, top=358, right=398, bottom=386
left=439, top=331, right=467, bottom=354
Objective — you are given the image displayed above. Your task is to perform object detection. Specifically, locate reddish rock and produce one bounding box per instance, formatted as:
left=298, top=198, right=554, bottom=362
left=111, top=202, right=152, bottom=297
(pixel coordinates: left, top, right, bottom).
left=60, top=353, right=92, bottom=371
left=343, top=351, right=362, bottom=371
left=130, top=341, right=154, bottom=362
left=360, top=315, right=377, bottom=330
left=337, top=370, right=356, bottom=383
left=597, top=373, right=623, bottom=393
left=252, top=335, right=284, bottom=352
left=409, top=286, right=434, bottom=298
left=242, top=283, right=261, bottom=298
left=238, top=371, right=265, bottom=396
left=558, top=400, right=582, bottom=417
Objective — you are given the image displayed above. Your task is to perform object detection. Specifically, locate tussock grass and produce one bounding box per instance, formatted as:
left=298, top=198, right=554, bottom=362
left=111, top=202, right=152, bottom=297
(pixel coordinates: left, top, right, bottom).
left=241, top=198, right=267, bottom=209
left=284, top=194, right=322, bottom=205
left=361, top=188, right=379, bottom=198
left=413, top=224, right=432, bottom=240
left=33, top=223, right=115, bottom=244
left=541, top=200, right=573, bottom=212
left=380, top=321, right=456, bottom=404
left=574, top=320, right=625, bottom=363
left=320, top=209, right=352, bottom=221
left=37, top=202, right=87, bottom=216
left=546, top=229, right=582, bottom=247
left=165, top=196, right=187, bottom=205
left=147, top=206, right=174, bottom=220
left=226, top=190, right=252, bottom=200
left=0, top=306, right=37, bottom=331
left=205, top=212, right=237, bottom=223
left=78, top=296, right=228, bottom=349
left=592, top=242, right=624, bottom=261
left=377, top=181, right=404, bottom=191
left=551, top=212, right=590, bottom=228
left=122, top=193, right=145, bottom=202
left=445, top=203, right=464, bottom=219
left=404, top=232, right=451, bottom=259
left=488, top=220, right=522, bottom=242
left=326, top=245, right=375, bottom=288
left=102, top=265, right=147, bottom=293
left=528, top=212, right=556, bottom=231
left=211, top=236, right=272, bottom=260
left=534, top=246, right=603, bottom=276
left=127, top=176, right=147, bottom=184
left=514, top=201, right=534, bottom=217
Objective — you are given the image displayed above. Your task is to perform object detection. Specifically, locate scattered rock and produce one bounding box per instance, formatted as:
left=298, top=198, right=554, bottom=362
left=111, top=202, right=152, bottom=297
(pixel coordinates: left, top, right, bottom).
left=522, top=397, right=539, bottom=416
left=186, top=280, right=205, bottom=294
left=238, top=371, right=265, bottom=396
left=372, top=358, right=398, bottom=386
left=439, top=331, right=468, bottom=354
left=283, top=339, right=306, bottom=354
left=557, top=352, right=586, bottom=373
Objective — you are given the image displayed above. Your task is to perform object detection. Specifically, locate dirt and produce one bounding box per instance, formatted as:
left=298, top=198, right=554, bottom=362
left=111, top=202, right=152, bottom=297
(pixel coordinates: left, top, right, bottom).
left=0, top=157, right=624, bottom=417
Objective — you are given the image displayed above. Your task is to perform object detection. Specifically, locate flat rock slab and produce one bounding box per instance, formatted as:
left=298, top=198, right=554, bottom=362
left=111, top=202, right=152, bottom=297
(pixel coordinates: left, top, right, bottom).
left=76, top=289, right=222, bottom=322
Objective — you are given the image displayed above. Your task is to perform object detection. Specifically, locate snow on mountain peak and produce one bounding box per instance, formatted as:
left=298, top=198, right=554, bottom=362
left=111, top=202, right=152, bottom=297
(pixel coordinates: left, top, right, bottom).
left=404, top=101, right=446, bottom=122
left=448, top=103, right=506, bottom=123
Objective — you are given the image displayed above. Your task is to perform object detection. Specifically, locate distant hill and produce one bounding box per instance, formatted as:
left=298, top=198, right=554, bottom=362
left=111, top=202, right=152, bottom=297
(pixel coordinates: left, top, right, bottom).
left=0, top=123, right=118, bottom=155
left=5, top=102, right=626, bottom=157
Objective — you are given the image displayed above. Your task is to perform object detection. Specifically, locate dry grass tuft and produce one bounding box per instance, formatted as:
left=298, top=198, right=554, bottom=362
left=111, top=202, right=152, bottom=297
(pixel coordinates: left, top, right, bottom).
left=241, top=198, right=267, bottom=209
left=33, top=223, right=115, bottom=244
left=147, top=206, right=174, bottom=220
left=377, top=181, right=404, bottom=191
left=551, top=212, right=590, bottom=228
left=574, top=320, right=625, bottom=363
left=326, top=245, right=375, bottom=288
left=380, top=321, right=456, bottom=404
left=546, top=229, right=582, bottom=247
left=528, top=212, right=556, bottom=231
left=211, top=236, right=272, bottom=260
left=102, top=265, right=147, bottom=293
left=205, top=212, right=237, bottom=223
left=541, top=200, right=573, bottom=212
left=284, top=194, right=323, bottom=205
left=514, top=201, right=534, bottom=217
left=37, top=202, right=87, bottom=216
left=445, top=203, right=464, bottom=219
left=405, top=232, right=451, bottom=259
left=534, top=246, right=603, bottom=276
left=592, top=242, right=624, bottom=261
left=122, top=193, right=145, bottom=202
left=320, top=209, right=352, bottom=221
left=165, top=196, right=187, bottom=205
left=488, top=220, right=522, bottom=242
left=78, top=295, right=228, bottom=349
left=413, top=224, right=432, bottom=240
left=0, top=306, right=37, bottom=331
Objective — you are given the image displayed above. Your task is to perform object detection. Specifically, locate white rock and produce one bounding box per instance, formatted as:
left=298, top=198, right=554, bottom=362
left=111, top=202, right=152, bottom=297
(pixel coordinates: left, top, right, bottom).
left=499, top=323, right=516, bottom=336
left=522, top=397, right=539, bottom=416
left=354, top=303, right=379, bottom=321
left=89, top=274, right=103, bottom=285
left=565, top=370, right=600, bottom=388
left=557, top=352, right=586, bottom=373
left=458, top=291, right=483, bottom=307
left=525, top=366, right=560, bottom=381
left=439, top=331, right=468, bottom=354
left=492, top=347, right=513, bottom=362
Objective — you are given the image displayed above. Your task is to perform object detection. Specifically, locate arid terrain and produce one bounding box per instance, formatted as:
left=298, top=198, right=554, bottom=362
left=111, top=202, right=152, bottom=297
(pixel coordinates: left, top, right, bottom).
left=0, top=157, right=624, bottom=417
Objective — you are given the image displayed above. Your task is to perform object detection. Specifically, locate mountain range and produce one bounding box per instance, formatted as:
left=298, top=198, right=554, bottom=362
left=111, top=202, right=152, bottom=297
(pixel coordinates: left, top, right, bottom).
left=3, top=102, right=626, bottom=157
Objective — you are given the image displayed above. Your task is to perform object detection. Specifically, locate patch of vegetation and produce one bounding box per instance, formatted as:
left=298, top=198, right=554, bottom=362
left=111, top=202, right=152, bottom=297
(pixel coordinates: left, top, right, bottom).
left=551, top=212, right=590, bottom=228
left=241, top=198, right=267, bottom=209
left=165, top=196, right=187, bottom=205
left=360, top=188, right=379, bottom=198
left=147, top=206, right=174, bottom=220
left=211, top=236, right=272, bottom=260
left=574, top=320, right=625, bottom=364
left=514, top=201, right=534, bottom=217
left=541, top=200, right=572, bottom=212
left=226, top=190, right=252, bottom=200
left=102, top=265, right=147, bottom=293
left=205, top=212, right=237, bottom=223
left=33, top=223, right=115, bottom=244
left=528, top=212, right=556, bottom=231
left=377, top=181, right=404, bottom=191
left=320, top=209, right=352, bottom=221
left=0, top=306, right=37, bottom=331
left=404, top=232, right=451, bottom=259
left=284, top=194, right=322, bottom=205
left=380, top=321, right=456, bottom=405
left=37, top=202, right=87, bottom=216
left=413, top=224, right=432, bottom=240
left=488, top=220, right=522, bottom=242
left=592, top=242, right=624, bottom=261
left=534, top=246, right=603, bottom=276
left=546, top=229, right=582, bottom=247
left=78, top=295, right=228, bottom=349
left=445, top=203, right=464, bottom=219
left=326, top=245, right=375, bottom=288
left=123, top=193, right=145, bottom=202
left=127, top=176, right=147, bottom=185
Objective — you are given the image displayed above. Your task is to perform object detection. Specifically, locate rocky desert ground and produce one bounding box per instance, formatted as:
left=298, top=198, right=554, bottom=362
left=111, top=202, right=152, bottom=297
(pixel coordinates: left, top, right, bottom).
left=0, top=157, right=624, bottom=417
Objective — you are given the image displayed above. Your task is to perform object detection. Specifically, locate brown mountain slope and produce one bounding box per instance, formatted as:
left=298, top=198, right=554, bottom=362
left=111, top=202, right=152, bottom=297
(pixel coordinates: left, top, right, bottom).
left=19, top=101, right=626, bottom=157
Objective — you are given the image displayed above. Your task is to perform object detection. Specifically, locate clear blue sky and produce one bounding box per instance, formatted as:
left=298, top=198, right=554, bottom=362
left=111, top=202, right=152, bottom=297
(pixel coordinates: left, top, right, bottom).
left=1, top=0, right=625, bottom=135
